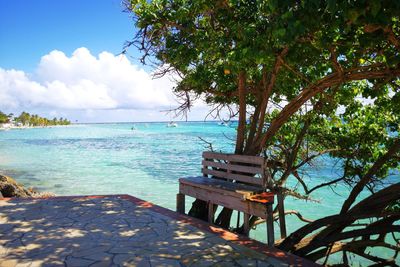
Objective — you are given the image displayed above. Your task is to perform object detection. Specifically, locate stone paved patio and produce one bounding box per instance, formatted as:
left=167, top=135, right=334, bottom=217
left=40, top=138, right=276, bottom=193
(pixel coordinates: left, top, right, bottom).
left=0, top=195, right=311, bottom=267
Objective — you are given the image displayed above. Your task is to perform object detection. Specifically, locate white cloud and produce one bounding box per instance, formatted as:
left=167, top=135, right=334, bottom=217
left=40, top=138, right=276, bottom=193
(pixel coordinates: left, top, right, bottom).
left=0, top=47, right=176, bottom=111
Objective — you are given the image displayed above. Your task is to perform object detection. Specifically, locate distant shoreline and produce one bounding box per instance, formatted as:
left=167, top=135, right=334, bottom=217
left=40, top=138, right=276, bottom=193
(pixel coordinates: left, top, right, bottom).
left=72, top=120, right=239, bottom=125
left=0, top=124, right=73, bottom=131
left=0, top=120, right=239, bottom=130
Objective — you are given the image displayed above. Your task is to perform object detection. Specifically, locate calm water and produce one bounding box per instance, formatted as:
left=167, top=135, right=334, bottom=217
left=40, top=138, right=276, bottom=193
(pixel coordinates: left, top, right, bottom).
left=0, top=122, right=397, bottom=263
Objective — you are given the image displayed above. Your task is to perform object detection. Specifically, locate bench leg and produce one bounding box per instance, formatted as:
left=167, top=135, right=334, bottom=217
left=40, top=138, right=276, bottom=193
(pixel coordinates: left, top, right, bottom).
left=176, top=193, right=185, bottom=214
left=266, top=204, right=275, bottom=247
left=208, top=202, right=214, bottom=224
left=277, top=192, right=287, bottom=238
left=243, top=213, right=250, bottom=236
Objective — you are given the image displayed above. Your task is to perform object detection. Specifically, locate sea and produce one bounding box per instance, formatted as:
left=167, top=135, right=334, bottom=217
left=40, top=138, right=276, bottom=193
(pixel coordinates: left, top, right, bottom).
left=0, top=122, right=398, bottom=265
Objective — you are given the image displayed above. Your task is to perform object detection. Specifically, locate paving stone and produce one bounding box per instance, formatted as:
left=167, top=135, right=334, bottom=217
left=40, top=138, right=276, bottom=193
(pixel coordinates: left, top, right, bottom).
left=15, top=262, right=32, bottom=267
left=25, top=246, right=56, bottom=258
left=0, top=223, right=15, bottom=233
left=4, top=239, right=25, bottom=256
left=72, top=246, right=111, bottom=258
left=189, top=259, right=217, bottom=267
left=88, top=259, right=113, bottom=267
left=40, top=261, right=65, bottom=267
left=129, top=233, right=159, bottom=243
left=235, top=259, right=258, bottom=266
left=65, top=256, right=96, bottom=266
left=149, top=256, right=181, bottom=267
left=212, top=261, right=239, bottom=267
left=259, top=257, right=288, bottom=267
left=82, top=252, right=112, bottom=262
left=256, top=260, right=275, bottom=267
left=112, top=253, right=139, bottom=265
left=109, top=245, right=138, bottom=254
left=0, top=259, right=18, bottom=267
left=121, top=255, right=151, bottom=267
left=0, top=245, right=8, bottom=257
left=29, top=260, right=48, bottom=267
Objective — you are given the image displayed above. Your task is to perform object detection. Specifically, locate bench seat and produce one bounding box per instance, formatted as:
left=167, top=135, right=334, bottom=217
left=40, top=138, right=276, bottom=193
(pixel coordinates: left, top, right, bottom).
left=179, top=176, right=274, bottom=219
left=179, top=176, right=264, bottom=198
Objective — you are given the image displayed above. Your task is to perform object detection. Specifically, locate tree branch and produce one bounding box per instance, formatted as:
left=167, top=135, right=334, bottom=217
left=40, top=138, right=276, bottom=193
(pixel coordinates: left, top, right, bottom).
left=307, top=176, right=345, bottom=195
left=276, top=210, right=315, bottom=223
left=259, top=66, right=400, bottom=150
left=341, top=138, right=400, bottom=213
left=293, top=149, right=339, bottom=170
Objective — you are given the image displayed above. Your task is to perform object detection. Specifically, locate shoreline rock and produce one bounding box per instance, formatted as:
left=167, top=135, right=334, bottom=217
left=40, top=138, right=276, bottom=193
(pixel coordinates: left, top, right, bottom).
left=0, top=174, right=55, bottom=198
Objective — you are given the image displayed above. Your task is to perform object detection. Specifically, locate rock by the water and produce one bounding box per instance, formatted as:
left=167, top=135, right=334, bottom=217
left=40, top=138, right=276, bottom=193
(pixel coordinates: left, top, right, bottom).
left=0, top=174, right=33, bottom=198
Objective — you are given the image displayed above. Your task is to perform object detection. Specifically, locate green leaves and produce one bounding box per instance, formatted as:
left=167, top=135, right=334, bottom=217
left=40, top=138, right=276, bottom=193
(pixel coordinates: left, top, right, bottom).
left=370, top=1, right=381, bottom=17
left=0, top=111, right=10, bottom=124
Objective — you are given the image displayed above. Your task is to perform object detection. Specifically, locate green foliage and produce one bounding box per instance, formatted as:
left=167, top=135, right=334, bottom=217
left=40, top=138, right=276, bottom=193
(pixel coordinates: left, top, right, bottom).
left=266, top=90, right=399, bottom=195
left=386, top=199, right=400, bottom=212
left=0, top=111, right=10, bottom=124
left=8, top=111, right=71, bottom=127
left=128, top=0, right=400, bottom=108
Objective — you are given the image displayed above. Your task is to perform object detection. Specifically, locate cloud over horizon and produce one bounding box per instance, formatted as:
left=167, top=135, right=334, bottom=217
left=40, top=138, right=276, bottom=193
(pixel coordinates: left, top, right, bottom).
left=0, top=47, right=177, bottom=111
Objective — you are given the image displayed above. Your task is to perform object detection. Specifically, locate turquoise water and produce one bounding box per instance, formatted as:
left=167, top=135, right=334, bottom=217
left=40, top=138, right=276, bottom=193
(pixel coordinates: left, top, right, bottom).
left=0, top=123, right=237, bottom=206
left=0, top=122, right=397, bottom=264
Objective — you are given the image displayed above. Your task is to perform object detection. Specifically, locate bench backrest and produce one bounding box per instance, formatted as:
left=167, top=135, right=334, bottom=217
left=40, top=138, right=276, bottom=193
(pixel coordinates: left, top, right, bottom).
left=201, top=151, right=270, bottom=189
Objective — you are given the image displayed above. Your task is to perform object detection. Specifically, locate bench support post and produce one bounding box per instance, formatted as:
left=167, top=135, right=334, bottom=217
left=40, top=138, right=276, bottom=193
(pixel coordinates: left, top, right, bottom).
left=176, top=193, right=185, bottom=214
left=243, top=213, right=250, bottom=236
left=208, top=202, right=214, bottom=223
left=266, top=204, right=274, bottom=247
left=277, top=192, right=287, bottom=238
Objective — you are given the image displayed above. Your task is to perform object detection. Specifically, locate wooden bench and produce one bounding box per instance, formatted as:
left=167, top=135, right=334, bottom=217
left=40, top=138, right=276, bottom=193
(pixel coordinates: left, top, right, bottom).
left=176, top=151, right=277, bottom=246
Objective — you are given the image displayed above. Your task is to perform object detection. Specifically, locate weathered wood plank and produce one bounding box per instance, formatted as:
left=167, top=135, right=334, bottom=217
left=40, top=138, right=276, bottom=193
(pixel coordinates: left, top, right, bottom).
left=176, top=193, right=185, bottom=214
left=208, top=202, right=214, bottom=224
left=202, top=168, right=263, bottom=186
left=277, top=192, right=287, bottom=238
left=202, top=160, right=262, bottom=175
left=179, top=176, right=263, bottom=197
left=266, top=205, right=275, bottom=247
left=243, top=213, right=250, bottom=236
left=203, top=151, right=264, bottom=165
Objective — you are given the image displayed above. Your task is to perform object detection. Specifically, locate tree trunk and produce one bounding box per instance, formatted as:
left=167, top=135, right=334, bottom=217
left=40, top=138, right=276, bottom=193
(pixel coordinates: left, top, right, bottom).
left=188, top=199, right=208, bottom=221
left=188, top=71, right=248, bottom=225
left=235, top=71, right=247, bottom=154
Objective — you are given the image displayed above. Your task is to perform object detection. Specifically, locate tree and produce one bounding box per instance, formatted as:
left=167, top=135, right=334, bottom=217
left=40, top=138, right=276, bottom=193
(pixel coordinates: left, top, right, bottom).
left=15, top=112, right=31, bottom=126
left=13, top=112, right=71, bottom=126
left=0, top=111, right=9, bottom=124
left=126, top=0, right=400, bottom=264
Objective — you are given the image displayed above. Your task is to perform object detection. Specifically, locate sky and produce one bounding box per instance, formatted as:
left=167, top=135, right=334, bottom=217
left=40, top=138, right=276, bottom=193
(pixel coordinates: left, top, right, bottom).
left=0, top=0, right=209, bottom=123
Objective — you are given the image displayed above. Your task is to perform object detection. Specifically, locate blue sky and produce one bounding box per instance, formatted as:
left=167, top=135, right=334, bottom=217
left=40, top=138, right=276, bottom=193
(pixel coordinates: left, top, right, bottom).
left=0, top=0, right=208, bottom=122
left=0, top=0, right=138, bottom=72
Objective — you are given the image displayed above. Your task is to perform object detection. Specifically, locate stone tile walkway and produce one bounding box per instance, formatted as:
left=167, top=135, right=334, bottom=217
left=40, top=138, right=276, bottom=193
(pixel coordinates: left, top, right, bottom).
left=0, top=195, right=310, bottom=267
